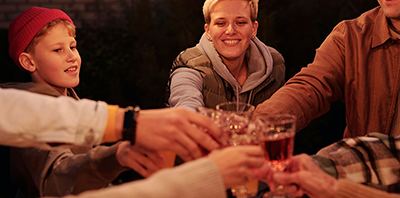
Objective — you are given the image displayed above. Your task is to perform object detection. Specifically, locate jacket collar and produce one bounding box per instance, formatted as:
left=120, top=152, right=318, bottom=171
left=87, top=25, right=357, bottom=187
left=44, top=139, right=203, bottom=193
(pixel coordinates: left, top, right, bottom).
left=372, top=7, right=392, bottom=48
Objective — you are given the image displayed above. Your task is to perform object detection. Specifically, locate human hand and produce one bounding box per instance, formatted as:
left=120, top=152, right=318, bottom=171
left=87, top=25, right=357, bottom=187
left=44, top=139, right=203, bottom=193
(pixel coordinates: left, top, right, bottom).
left=257, top=154, right=337, bottom=198
left=135, top=108, right=222, bottom=161
left=116, top=141, right=163, bottom=178
left=208, top=145, right=264, bottom=189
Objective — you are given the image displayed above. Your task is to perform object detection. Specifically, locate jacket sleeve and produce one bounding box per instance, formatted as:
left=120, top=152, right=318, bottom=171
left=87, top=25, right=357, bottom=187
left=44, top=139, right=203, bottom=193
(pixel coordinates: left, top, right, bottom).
left=314, top=133, right=400, bottom=193
left=0, top=88, right=108, bottom=149
left=12, top=143, right=127, bottom=197
left=254, top=22, right=346, bottom=131
left=334, top=179, right=400, bottom=198
left=64, top=158, right=227, bottom=198
left=169, top=67, right=204, bottom=111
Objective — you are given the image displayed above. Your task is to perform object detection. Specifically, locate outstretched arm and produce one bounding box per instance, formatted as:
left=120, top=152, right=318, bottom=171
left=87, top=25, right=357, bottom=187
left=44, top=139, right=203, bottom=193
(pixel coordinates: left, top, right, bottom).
left=257, top=154, right=400, bottom=198
left=169, top=67, right=204, bottom=111
left=0, top=88, right=109, bottom=149
left=64, top=145, right=265, bottom=198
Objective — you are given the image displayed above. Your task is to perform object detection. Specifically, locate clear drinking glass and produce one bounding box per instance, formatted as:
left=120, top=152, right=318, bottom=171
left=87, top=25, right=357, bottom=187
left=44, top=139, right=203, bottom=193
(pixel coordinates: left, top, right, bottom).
left=255, top=114, right=296, bottom=198
left=196, top=106, right=227, bottom=156
left=215, top=102, right=258, bottom=198
left=150, top=150, right=176, bottom=173
left=157, top=151, right=176, bottom=168
left=215, top=102, right=255, bottom=146
left=148, top=150, right=176, bottom=174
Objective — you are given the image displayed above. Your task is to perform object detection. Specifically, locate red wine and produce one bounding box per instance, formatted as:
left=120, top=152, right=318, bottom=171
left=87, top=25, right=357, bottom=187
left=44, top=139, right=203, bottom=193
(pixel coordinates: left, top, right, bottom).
left=262, top=135, right=294, bottom=171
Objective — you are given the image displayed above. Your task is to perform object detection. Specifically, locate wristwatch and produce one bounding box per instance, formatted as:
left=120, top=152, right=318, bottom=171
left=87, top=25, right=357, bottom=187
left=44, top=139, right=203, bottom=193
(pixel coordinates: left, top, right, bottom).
left=122, top=105, right=140, bottom=145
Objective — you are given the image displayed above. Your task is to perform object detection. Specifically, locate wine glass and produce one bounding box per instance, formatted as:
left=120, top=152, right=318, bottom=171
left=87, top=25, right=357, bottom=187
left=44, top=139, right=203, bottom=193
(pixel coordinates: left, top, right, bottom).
left=215, top=102, right=255, bottom=146
left=255, top=114, right=296, bottom=198
left=216, top=102, right=259, bottom=198
left=196, top=106, right=227, bottom=156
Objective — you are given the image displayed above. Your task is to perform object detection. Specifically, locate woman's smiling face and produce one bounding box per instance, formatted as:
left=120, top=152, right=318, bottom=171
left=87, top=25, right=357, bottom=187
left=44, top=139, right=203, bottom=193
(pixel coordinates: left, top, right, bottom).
left=205, top=0, right=258, bottom=63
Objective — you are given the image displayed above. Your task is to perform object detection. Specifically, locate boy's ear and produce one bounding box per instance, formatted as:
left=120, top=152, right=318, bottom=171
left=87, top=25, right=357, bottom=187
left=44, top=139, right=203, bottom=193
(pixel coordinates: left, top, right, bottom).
left=18, top=52, right=36, bottom=72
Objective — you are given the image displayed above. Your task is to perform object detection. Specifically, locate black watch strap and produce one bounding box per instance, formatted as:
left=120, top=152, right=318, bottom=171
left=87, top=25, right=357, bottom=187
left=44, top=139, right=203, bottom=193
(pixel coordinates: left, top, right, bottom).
left=122, top=106, right=140, bottom=145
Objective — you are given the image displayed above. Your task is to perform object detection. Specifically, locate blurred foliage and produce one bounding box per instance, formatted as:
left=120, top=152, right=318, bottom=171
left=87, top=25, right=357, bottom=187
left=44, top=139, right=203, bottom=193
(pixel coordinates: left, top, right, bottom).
left=0, top=0, right=379, bottom=152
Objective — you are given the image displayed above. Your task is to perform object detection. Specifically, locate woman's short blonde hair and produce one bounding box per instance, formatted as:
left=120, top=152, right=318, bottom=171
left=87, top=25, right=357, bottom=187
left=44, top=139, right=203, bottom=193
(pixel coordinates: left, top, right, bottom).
left=203, top=0, right=259, bottom=24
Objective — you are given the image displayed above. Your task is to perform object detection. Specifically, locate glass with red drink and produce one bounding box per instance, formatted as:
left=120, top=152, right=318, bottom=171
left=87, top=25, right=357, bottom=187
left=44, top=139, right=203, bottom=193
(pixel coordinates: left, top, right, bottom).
left=255, top=113, right=296, bottom=198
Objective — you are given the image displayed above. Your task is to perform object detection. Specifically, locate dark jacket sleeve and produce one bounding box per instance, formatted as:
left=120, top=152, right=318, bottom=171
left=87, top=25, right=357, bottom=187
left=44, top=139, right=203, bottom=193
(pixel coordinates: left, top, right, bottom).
left=11, top=142, right=128, bottom=197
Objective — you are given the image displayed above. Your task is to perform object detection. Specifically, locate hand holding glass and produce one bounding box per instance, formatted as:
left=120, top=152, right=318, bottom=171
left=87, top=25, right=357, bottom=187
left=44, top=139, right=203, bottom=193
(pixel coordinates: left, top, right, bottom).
left=255, top=114, right=296, bottom=198
left=216, top=102, right=258, bottom=198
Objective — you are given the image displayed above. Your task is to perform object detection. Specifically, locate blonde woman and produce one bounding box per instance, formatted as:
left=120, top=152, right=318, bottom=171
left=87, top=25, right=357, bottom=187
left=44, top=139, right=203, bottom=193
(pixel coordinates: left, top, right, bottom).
left=167, top=0, right=285, bottom=111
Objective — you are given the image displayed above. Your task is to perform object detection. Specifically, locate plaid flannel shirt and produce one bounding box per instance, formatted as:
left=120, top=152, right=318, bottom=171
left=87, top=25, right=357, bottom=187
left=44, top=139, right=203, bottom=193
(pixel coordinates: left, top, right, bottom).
left=312, top=132, right=400, bottom=193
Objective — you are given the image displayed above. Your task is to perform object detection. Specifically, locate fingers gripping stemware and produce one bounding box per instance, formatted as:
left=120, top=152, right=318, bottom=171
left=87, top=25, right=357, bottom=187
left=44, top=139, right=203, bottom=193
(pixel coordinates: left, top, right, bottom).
left=216, top=102, right=259, bottom=198
left=255, top=114, right=296, bottom=198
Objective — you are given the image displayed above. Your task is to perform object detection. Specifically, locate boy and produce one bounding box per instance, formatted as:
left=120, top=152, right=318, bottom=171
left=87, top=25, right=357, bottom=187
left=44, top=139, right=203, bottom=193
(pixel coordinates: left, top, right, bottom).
left=4, top=7, right=161, bottom=197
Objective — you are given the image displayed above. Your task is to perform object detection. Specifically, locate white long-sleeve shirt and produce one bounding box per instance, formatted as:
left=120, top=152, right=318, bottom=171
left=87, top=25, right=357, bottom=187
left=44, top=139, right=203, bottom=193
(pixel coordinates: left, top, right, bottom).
left=0, top=88, right=108, bottom=149
left=65, top=157, right=226, bottom=198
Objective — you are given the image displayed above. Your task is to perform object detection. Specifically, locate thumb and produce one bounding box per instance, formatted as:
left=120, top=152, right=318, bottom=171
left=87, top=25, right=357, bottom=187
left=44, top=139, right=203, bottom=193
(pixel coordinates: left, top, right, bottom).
left=273, top=172, right=294, bottom=185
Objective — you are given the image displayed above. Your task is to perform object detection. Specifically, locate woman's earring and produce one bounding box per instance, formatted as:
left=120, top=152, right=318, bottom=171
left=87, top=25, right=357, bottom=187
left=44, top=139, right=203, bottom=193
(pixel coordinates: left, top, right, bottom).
left=251, top=35, right=255, bottom=39
left=207, top=36, right=211, bottom=40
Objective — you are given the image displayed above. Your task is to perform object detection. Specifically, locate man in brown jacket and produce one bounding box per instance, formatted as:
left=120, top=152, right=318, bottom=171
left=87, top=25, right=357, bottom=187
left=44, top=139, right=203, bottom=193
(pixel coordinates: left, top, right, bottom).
left=255, top=0, right=400, bottom=139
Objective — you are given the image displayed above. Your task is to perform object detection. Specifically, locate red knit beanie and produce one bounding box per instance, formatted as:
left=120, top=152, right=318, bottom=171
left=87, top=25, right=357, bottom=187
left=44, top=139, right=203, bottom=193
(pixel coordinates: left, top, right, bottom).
left=8, top=7, right=74, bottom=70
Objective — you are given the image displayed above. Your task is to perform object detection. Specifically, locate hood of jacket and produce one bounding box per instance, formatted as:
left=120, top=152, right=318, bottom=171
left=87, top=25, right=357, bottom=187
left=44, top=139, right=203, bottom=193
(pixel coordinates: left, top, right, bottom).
left=196, top=32, right=274, bottom=95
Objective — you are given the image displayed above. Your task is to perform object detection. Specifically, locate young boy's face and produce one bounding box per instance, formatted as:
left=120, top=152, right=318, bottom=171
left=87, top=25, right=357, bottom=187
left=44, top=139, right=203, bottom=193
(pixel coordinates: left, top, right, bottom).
left=29, top=23, right=81, bottom=94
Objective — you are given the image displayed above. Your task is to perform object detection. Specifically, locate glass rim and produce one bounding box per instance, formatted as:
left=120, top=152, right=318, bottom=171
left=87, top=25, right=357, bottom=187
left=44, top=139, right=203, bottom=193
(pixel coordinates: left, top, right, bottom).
left=254, top=113, right=296, bottom=122
left=215, top=101, right=255, bottom=111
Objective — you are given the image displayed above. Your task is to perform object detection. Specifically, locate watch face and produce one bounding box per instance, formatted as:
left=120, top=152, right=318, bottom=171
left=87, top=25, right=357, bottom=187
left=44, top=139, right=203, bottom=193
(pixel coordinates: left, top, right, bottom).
left=123, top=107, right=134, bottom=129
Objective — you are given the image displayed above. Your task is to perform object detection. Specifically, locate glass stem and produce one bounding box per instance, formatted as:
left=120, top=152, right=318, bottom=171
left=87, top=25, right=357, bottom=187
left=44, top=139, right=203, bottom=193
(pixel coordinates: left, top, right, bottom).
left=235, top=185, right=248, bottom=198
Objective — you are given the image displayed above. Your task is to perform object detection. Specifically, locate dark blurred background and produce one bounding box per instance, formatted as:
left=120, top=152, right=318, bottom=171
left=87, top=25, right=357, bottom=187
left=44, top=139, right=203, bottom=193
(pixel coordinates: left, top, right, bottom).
left=0, top=0, right=379, bottom=197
